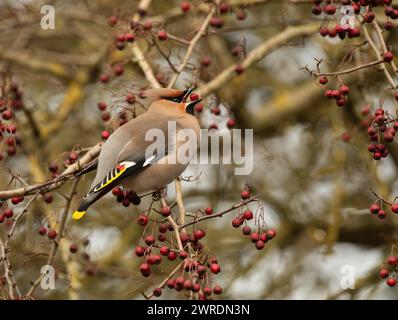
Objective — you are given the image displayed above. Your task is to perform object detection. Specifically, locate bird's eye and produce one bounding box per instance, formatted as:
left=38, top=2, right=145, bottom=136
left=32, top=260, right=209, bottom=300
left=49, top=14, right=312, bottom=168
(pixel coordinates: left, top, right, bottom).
left=161, top=96, right=184, bottom=103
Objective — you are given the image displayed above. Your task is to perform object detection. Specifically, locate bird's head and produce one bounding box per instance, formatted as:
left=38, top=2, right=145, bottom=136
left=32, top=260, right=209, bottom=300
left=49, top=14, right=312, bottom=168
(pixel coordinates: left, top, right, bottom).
left=142, top=88, right=194, bottom=104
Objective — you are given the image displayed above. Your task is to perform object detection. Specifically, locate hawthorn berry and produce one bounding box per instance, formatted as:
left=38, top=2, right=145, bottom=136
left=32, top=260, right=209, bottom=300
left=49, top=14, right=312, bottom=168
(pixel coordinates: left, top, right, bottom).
left=370, top=204, right=381, bottom=214
left=4, top=208, right=13, bottom=218
left=101, top=112, right=111, bottom=122
left=145, top=235, right=156, bottom=245
left=167, top=279, right=176, bottom=289
left=379, top=269, right=390, bottom=279
left=242, top=226, right=251, bottom=235
left=387, top=256, right=398, bottom=266
left=159, top=246, right=170, bottom=256
left=319, top=76, right=328, bottom=85
left=235, top=64, right=245, bottom=75
left=232, top=217, right=242, bottom=228
left=69, top=243, right=78, bottom=253
left=255, top=240, right=265, bottom=250
left=241, top=190, right=250, bottom=200
left=168, top=251, right=177, bottom=261
left=250, top=232, right=260, bottom=242
left=391, top=204, right=398, bottom=214
left=0, top=214, right=4, bottom=223
left=43, top=193, right=53, bottom=204
left=236, top=10, right=247, bottom=20
left=266, top=229, right=276, bottom=239
left=47, top=230, right=57, bottom=240
left=210, top=17, right=224, bottom=28
left=243, top=210, right=253, bottom=220
left=386, top=278, right=396, bottom=287
left=201, top=56, right=212, bottom=67
left=139, top=263, right=151, bottom=277
left=137, top=214, right=149, bottom=226
left=203, top=286, right=212, bottom=296
left=324, top=4, right=336, bottom=15
left=112, top=186, right=123, bottom=197
left=204, top=207, right=213, bottom=215
left=125, top=33, right=135, bottom=42
left=180, top=233, right=190, bottom=243
left=210, top=263, right=221, bottom=274
left=153, top=287, right=162, bottom=297
left=190, top=93, right=199, bottom=101
left=113, top=64, right=124, bottom=76
left=179, top=250, right=188, bottom=260
left=157, top=30, right=168, bottom=41
left=184, top=280, right=193, bottom=290
left=377, top=210, right=386, bottom=219
left=160, top=206, right=171, bottom=217
left=383, top=51, right=394, bottom=63
left=135, top=245, right=146, bottom=257
left=213, top=285, right=223, bottom=295
left=194, top=229, right=206, bottom=240
left=180, top=1, right=191, bottom=13
left=38, top=226, right=47, bottom=236
left=219, top=2, right=230, bottom=14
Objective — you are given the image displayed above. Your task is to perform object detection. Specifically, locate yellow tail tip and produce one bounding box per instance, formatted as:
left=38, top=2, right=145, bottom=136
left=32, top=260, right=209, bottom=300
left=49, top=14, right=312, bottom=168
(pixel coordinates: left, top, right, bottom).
left=72, top=210, right=86, bottom=220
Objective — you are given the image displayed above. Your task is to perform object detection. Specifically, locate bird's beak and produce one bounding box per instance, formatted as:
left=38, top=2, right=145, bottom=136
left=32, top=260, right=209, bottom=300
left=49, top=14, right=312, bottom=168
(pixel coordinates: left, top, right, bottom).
left=181, top=87, right=196, bottom=102
left=185, top=99, right=202, bottom=115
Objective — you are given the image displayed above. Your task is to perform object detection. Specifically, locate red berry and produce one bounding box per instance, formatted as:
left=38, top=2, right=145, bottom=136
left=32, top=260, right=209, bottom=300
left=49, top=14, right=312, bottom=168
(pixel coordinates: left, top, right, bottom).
left=179, top=250, right=188, bottom=260
left=204, top=207, right=213, bottom=215
left=69, top=243, right=78, bottom=253
left=43, top=193, right=53, bottom=204
left=157, top=30, right=168, bottom=41
left=38, top=226, right=47, bottom=236
left=243, top=210, right=253, bottom=220
left=324, top=4, right=336, bottom=15
left=47, top=230, right=57, bottom=239
left=255, top=240, right=265, bottom=250
left=203, top=286, right=212, bottom=296
left=235, top=64, right=244, bottom=75
left=219, top=2, right=230, bottom=14
left=184, top=280, right=193, bottom=290
left=386, top=278, right=396, bottom=287
left=266, top=229, right=276, bottom=239
left=383, top=51, right=394, bottom=63
left=98, top=102, right=107, bottom=111
left=4, top=208, right=13, bottom=218
left=370, top=204, right=381, bottom=214
left=210, top=263, right=221, bottom=274
left=112, top=186, right=123, bottom=197
left=391, top=204, right=398, bottom=213
left=143, top=20, right=152, bottom=31
left=159, top=246, right=170, bottom=256
left=210, top=17, right=224, bottom=28
left=250, top=232, right=259, bottom=243
left=135, top=245, right=146, bottom=257
left=319, top=76, right=328, bottom=85
left=377, top=210, right=386, bottom=219
left=339, top=85, right=350, bottom=95
left=190, top=93, right=199, bottom=101
left=241, top=190, right=250, bottom=200
left=125, top=33, right=135, bottom=42
left=227, top=119, right=236, bottom=128
left=113, top=64, right=124, bottom=76
left=213, top=285, right=222, bottom=295
left=380, top=269, right=390, bottom=279
left=167, top=251, right=177, bottom=261
left=145, top=235, right=156, bottom=245
left=167, top=279, right=176, bottom=289
left=194, top=103, right=204, bottom=113
left=99, top=74, right=109, bottom=83
left=180, top=1, right=191, bottom=13
left=232, top=217, right=242, bottom=228
left=194, top=229, right=205, bottom=240
left=101, top=112, right=111, bottom=122
left=180, top=233, right=190, bottom=243
left=242, top=226, right=251, bottom=235
left=236, top=10, right=247, bottom=20
left=387, top=256, right=398, bottom=266
left=139, top=263, right=151, bottom=277
left=160, top=206, right=171, bottom=217
left=153, top=287, right=162, bottom=297
left=137, top=214, right=149, bottom=227
left=201, top=56, right=212, bottom=67
left=0, top=214, right=4, bottom=223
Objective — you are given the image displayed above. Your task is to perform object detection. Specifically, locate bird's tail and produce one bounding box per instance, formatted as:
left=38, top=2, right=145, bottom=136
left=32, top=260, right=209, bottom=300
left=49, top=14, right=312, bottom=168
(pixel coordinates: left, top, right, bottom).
left=72, top=199, right=92, bottom=220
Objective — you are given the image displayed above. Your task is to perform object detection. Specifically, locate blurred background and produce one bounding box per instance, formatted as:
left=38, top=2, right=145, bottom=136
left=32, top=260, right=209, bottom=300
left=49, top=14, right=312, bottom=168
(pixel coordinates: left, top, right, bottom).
left=0, top=0, right=398, bottom=299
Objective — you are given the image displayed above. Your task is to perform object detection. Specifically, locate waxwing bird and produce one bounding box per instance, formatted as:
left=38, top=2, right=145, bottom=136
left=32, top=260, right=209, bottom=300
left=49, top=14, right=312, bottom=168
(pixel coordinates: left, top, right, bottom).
left=72, top=88, right=201, bottom=220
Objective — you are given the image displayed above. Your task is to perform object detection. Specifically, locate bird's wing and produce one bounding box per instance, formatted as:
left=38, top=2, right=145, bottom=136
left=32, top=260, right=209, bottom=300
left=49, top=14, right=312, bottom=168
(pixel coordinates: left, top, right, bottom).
left=72, top=155, right=158, bottom=220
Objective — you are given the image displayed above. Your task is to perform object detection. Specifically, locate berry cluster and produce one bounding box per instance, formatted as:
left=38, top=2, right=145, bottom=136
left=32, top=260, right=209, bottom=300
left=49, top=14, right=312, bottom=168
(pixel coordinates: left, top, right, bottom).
left=369, top=200, right=398, bottom=220
left=322, top=79, right=350, bottom=108
left=312, top=0, right=397, bottom=38
left=37, top=226, right=57, bottom=240
left=0, top=81, right=23, bottom=160
left=366, top=108, right=396, bottom=160
left=379, top=254, right=398, bottom=287
left=0, top=206, right=13, bottom=225
left=230, top=189, right=277, bottom=250
left=112, top=186, right=141, bottom=207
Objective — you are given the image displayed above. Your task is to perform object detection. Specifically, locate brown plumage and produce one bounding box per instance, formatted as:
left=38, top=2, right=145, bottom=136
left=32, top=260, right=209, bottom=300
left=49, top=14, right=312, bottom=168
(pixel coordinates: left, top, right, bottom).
left=72, top=88, right=201, bottom=220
